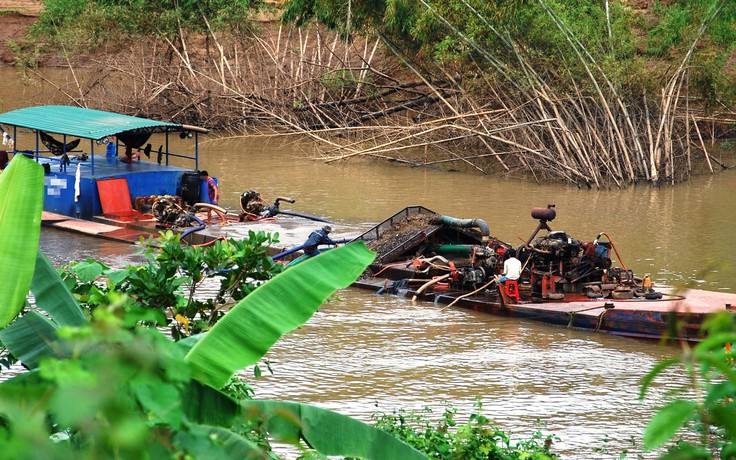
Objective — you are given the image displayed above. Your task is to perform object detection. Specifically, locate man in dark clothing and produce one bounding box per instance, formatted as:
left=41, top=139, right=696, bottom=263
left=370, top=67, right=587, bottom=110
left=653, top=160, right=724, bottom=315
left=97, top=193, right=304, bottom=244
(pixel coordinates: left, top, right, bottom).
left=303, top=225, right=337, bottom=255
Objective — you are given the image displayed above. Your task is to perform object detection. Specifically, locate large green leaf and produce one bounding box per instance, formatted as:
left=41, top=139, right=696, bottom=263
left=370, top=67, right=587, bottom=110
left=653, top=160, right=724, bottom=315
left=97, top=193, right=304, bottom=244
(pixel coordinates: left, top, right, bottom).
left=241, top=400, right=429, bottom=460
left=0, top=155, right=44, bottom=327
left=182, top=380, right=239, bottom=427
left=643, top=399, right=698, bottom=450
left=185, top=242, right=375, bottom=389
left=0, top=310, right=59, bottom=369
left=0, top=252, right=87, bottom=369
left=204, top=426, right=271, bottom=459
left=31, top=251, right=87, bottom=327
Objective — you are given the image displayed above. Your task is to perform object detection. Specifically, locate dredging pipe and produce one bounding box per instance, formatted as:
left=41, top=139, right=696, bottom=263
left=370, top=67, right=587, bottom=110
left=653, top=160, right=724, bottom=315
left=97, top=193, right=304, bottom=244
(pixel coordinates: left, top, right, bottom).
left=411, top=273, right=452, bottom=304
left=434, top=215, right=490, bottom=243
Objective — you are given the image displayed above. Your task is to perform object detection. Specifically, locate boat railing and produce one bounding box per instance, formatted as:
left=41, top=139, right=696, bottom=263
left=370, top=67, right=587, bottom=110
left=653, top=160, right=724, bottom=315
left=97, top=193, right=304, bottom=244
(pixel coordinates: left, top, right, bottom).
left=352, top=205, right=437, bottom=244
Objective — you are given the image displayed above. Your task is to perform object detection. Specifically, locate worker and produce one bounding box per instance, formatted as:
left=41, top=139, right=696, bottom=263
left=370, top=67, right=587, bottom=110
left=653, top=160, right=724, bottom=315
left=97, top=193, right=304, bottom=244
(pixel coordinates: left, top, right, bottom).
left=303, top=225, right=337, bottom=256
left=498, top=248, right=521, bottom=284
left=200, top=170, right=219, bottom=205
left=120, top=145, right=140, bottom=163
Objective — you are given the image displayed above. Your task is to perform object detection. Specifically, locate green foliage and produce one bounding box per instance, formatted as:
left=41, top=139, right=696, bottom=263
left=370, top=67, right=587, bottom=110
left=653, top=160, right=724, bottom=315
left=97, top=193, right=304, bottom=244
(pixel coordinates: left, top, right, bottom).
left=372, top=400, right=558, bottom=459
left=282, top=0, right=635, bottom=66
left=28, top=0, right=263, bottom=55
left=244, top=400, right=430, bottom=459
left=640, top=311, right=736, bottom=458
left=0, top=155, right=44, bottom=328
left=281, top=0, right=735, bottom=107
left=0, top=157, right=418, bottom=458
left=0, top=242, right=414, bottom=459
left=59, top=229, right=284, bottom=339
left=0, top=307, right=279, bottom=458
left=647, top=0, right=736, bottom=57
left=643, top=0, right=736, bottom=105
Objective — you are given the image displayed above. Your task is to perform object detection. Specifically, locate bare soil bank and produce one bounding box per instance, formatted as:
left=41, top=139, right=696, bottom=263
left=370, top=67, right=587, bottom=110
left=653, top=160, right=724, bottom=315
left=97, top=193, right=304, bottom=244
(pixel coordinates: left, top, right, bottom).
left=0, top=3, right=39, bottom=65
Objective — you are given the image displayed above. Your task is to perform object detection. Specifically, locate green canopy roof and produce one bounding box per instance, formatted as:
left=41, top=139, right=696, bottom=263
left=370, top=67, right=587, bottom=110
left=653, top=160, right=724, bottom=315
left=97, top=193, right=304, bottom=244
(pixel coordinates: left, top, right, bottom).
left=0, top=105, right=186, bottom=140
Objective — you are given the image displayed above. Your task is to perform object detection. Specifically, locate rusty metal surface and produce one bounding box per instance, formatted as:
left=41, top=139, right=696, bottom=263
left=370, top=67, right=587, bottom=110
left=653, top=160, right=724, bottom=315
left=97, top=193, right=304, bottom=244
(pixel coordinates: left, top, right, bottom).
left=353, top=277, right=736, bottom=342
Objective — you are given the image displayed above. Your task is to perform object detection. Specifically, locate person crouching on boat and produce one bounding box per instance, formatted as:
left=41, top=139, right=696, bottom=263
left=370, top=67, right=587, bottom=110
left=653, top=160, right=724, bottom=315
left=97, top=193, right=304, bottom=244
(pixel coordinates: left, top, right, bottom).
left=121, top=144, right=143, bottom=164
left=303, top=225, right=337, bottom=256
left=498, top=248, right=521, bottom=284
left=200, top=170, right=219, bottom=205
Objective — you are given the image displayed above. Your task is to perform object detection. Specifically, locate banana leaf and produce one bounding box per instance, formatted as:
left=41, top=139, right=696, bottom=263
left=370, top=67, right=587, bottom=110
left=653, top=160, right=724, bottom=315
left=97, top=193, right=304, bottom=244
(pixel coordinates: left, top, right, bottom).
left=182, top=380, right=239, bottom=427
left=241, top=400, right=429, bottom=460
left=185, top=242, right=375, bottom=389
left=0, top=252, right=89, bottom=368
left=0, top=310, right=59, bottom=369
left=30, top=251, right=87, bottom=327
left=204, top=426, right=273, bottom=459
left=0, top=155, right=44, bottom=327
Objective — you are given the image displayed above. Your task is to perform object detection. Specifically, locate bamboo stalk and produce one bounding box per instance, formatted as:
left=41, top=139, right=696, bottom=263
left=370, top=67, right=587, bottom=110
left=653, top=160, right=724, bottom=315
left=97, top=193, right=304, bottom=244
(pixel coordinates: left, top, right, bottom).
left=692, top=115, right=713, bottom=174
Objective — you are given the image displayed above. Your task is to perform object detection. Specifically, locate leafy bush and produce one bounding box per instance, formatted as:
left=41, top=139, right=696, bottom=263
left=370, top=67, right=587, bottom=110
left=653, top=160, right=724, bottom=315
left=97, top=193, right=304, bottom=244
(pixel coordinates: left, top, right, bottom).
left=59, top=229, right=284, bottom=339
left=373, top=400, right=558, bottom=459
left=647, top=0, right=736, bottom=57
left=27, top=0, right=263, bottom=55
left=641, top=311, right=736, bottom=459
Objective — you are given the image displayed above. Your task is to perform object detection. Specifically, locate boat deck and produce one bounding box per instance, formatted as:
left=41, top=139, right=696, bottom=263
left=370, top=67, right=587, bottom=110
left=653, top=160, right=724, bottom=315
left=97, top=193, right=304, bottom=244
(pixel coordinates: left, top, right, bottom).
left=43, top=211, right=161, bottom=244
left=354, top=277, right=736, bottom=341
left=42, top=210, right=359, bottom=260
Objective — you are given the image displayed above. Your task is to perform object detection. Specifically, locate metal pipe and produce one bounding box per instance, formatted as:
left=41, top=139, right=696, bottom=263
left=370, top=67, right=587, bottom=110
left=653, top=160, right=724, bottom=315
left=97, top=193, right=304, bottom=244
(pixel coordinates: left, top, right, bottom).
left=432, top=244, right=476, bottom=255
left=525, top=204, right=556, bottom=247
left=436, top=215, right=490, bottom=242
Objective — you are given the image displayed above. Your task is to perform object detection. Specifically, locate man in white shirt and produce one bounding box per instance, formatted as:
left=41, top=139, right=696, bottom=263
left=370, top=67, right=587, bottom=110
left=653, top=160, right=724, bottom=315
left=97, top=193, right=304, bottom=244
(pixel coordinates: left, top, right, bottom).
left=499, top=248, right=521, bottom=284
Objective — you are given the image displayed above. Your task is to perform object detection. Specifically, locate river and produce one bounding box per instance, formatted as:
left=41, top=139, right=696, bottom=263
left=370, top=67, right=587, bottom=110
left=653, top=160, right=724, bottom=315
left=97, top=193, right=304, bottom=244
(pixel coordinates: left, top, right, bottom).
left=6, top=66, right=734, bottom=458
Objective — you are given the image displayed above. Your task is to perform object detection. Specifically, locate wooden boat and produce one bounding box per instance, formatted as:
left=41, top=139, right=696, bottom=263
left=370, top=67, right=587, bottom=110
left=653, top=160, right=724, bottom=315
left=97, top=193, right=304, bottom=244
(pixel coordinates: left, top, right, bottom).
left=0, top=105, right=218, bottom=242
left=0, top=105, right=324, bottom=249
left=350, top=205, right=736, bottom=342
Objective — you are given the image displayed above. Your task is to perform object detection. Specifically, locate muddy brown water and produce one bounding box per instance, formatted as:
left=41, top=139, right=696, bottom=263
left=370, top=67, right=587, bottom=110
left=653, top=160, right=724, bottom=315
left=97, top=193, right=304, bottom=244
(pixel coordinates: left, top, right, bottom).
left=5, top=67, right=734, bottom=458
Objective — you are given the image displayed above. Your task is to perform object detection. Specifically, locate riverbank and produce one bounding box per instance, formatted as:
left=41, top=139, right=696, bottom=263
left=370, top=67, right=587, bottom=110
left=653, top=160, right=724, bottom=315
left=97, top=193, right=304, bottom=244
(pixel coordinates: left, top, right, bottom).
left=2, top=1, right=734, bottom=188
left=0, top=1, right=41, bottom=65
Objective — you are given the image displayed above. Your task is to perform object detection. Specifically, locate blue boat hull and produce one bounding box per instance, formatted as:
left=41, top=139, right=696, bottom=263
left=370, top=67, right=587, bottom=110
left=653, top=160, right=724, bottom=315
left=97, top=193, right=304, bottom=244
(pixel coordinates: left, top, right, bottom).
left=42, top=159, right=207, bottom=219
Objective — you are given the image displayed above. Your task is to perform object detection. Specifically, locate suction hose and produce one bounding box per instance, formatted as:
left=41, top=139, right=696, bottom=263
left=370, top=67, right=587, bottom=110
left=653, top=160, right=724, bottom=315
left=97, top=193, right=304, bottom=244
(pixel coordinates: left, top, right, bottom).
left=180, top=215, right=206, bottom=240
left=272, top=244, right=306, bottom=261
left=411, top=273, right=452, bottom=304
left=435, top=215, right=490, bottom=242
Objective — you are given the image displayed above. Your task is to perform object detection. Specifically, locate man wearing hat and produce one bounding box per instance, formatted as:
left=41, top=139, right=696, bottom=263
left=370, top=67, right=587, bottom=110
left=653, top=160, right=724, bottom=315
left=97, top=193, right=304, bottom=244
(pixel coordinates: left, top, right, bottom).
left=303, top=225, right=337, bottom=256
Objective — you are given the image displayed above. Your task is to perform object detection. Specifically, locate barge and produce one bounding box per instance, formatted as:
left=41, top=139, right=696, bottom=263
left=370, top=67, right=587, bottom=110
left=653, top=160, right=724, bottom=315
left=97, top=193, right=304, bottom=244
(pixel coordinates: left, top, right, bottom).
left=0, top=105, right=216, bottom=241
left=0, top=105, right=324, bottom=250
left=350, top=205, right=736, bottom=342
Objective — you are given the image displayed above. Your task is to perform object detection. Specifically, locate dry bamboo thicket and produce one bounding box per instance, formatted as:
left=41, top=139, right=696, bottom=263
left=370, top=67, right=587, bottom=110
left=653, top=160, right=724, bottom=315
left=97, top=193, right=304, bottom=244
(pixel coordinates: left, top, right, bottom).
left=53, top=14, right=734, bottom=188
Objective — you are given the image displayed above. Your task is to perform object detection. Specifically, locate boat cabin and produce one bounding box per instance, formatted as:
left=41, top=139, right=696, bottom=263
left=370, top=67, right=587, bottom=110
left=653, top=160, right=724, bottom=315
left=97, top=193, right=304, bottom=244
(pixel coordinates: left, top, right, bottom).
left=0, top=105, right=209, bottom=219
